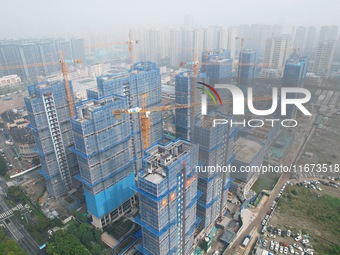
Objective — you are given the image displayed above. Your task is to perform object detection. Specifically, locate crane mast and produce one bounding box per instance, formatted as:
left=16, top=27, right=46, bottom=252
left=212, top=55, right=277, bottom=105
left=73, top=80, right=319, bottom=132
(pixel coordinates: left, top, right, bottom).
left=59, top=51, right=81, bottom=118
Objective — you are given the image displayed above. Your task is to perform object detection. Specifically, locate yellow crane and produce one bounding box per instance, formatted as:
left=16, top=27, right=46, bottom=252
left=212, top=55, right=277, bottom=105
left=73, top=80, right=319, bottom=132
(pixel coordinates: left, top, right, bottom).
left=0, top=52, right=81, bottom=118
left=112, top=94, right=272, bottom=149
left=59, top=51, right=81, bottom=117
left=87, top=32, right=139, bottom=70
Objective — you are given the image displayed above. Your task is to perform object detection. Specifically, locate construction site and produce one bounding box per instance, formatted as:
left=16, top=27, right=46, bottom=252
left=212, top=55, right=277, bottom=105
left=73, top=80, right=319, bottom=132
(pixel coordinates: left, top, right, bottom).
left=0, top=19, right=339, bottom=255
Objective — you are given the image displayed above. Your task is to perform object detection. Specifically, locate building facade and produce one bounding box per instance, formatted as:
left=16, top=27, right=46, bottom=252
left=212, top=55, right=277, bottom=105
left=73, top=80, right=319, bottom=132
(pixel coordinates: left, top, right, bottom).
left=136, top=139, right=199, bottom=255
left=239, top=49, right=257, bottom=94
left=71, top=95, right=135, bottom=229
left=263, top=34, right=292, bottom=71
left=175, top=71, right=204, bottom=140
left=0, top=38, right=86, bottom=82
left=25, top=81, right=79, bottom=197
left=313, top=40, right=336, bottom=78
left=72, top=62, right=163, bottom=228
left=192, top=113, right=236, bottom=229
left=201, top=49, right=233, bottom=114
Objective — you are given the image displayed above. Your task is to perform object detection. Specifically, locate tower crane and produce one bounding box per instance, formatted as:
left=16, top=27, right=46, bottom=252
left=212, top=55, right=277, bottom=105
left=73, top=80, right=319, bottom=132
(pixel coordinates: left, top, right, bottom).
left=87, top=32, right=139, bottom=70
left=0, top=52, right=81, bottom=118
left=112, top=94, right=272, bottom=150
left=59, top=51, right=81, bottom=117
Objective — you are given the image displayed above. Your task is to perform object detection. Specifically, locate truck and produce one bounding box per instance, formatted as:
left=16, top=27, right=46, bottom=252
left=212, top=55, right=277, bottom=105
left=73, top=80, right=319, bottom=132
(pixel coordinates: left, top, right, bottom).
left=241, top=235, right=251, bottom=247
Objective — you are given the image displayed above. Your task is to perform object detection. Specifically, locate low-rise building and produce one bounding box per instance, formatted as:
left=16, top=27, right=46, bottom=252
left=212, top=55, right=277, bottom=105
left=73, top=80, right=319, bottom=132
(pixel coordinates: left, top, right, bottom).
left=0, top=75, right=21, bottom=87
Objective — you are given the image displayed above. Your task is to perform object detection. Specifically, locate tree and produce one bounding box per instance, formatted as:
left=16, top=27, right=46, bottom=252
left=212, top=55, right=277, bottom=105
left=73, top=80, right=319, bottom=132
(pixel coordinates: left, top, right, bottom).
left=0, top=228, right=28, bottom=255
left=46, top=230, right=91, bottom=255
left=78, top=223, right=96, bottom=248
left=7, top=186, right=26, bottom=203
left=0, top=156, right=8, bottom=176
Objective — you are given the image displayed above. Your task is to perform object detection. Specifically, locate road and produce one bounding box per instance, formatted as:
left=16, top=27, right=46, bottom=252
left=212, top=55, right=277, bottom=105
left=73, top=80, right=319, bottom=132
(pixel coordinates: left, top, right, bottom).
left=224, top=116, right=316, bottom=255
left=0, top=132, right=23, bottom=173
left=224, top=173, right=290, bottom=255
left=0, top=183, right=44, bottom=254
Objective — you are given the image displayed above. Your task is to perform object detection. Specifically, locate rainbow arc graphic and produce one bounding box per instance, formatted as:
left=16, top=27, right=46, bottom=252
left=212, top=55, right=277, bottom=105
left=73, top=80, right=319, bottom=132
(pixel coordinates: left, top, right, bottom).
left=197, top=81, right=223, bottom=115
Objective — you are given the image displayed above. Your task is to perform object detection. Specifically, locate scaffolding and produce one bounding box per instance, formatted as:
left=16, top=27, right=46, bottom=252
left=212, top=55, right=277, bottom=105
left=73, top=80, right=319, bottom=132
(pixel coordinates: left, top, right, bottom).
left=24, top=81, right=78, bottom=198
left=135, top=139, right=200, bottom=255
left=94, top=62, right=163, bottom=171
left=175, top=71, right=205, bottom=141
left=71, top=95, right=135, bottom=225
left=192, top=113, right=237, bottom=228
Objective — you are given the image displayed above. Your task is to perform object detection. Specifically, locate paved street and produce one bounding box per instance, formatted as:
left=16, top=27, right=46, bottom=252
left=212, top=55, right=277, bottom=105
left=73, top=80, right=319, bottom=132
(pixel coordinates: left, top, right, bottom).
left=224, top=116, right=316, bottom=255
left=0, top=185, right=44, bottom=254
left=224, top=173, right=290, bottom=255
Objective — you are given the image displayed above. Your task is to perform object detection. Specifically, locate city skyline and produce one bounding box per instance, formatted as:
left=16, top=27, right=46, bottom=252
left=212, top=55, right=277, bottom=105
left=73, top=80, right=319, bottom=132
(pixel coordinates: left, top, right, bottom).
left=0, top=2, right=339, bottom=255
left=1, top=0, right=340, bottom=38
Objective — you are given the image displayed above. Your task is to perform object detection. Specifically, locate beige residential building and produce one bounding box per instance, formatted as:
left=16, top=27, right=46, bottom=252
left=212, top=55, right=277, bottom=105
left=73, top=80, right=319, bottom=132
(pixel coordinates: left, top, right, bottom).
left=263, top=34, right=292, bottom=71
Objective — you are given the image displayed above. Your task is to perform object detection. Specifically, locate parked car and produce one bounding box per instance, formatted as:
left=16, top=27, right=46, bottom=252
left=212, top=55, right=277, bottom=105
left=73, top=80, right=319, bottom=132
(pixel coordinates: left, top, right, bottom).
left=284, top=247, right=289, bottom=254
left=302, top=239, right=310, bottom=244
left=279, top=246, right=284, bottom=253
left=295, top=234, right=302, bottom=241
left=277, top=229, right=282, bottom=236
left=279, top=242, right=289, bottom=247
left=287, top=229, right=291, bottom=237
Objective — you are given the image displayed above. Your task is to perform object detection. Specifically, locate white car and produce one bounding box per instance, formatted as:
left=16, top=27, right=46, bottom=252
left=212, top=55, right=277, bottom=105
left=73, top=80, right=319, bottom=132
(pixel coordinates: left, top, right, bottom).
left=301, top=239, right=309, bottom=244
left=277, top=229, right=282, bottom=236
left=265, top=215, right=270, bottom=220
left=262, top=220, right=267, bottom=226
left=295, top=235, right=302, bottom=241
left=283, top=247, right=288, bottom=254
left=289, top=245, right=294, bottom=253
left=287, top=229, right=291, bottom=237
left=279, top=246, right=284, bottom=253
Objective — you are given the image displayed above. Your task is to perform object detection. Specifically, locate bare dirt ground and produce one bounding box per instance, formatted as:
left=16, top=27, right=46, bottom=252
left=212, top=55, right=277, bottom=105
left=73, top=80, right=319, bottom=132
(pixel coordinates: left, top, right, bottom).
left=0, top=91, right=27, bottom=112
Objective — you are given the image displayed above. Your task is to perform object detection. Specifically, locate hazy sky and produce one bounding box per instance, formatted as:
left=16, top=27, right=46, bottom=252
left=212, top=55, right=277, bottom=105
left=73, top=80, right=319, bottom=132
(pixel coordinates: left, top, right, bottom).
left=1, top=0, right=339, bottom=39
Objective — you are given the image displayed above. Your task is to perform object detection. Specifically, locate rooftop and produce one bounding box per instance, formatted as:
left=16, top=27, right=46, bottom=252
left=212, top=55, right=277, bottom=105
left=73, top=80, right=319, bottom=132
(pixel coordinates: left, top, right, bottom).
left=9, top=127, right=35, bottom=144
left=1, top=109, right=25, bottom=124
left=234, top=137, right=263, bottom=164
left=141, top=140, right=193, bottom=184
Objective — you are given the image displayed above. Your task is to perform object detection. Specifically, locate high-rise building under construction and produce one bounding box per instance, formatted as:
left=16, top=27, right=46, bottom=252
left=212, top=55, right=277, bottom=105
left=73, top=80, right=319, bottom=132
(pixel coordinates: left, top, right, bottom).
left=25, top=81, right=79, bottom=198
left=71, top=62, right=163, bottom=228
left=175, top=71, right=204, bottom=140
left=135, top=139, right=200, bottom=255
left=201, top=49, right=233, bottom=114
left=192, top=113, right=236, bottom=229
